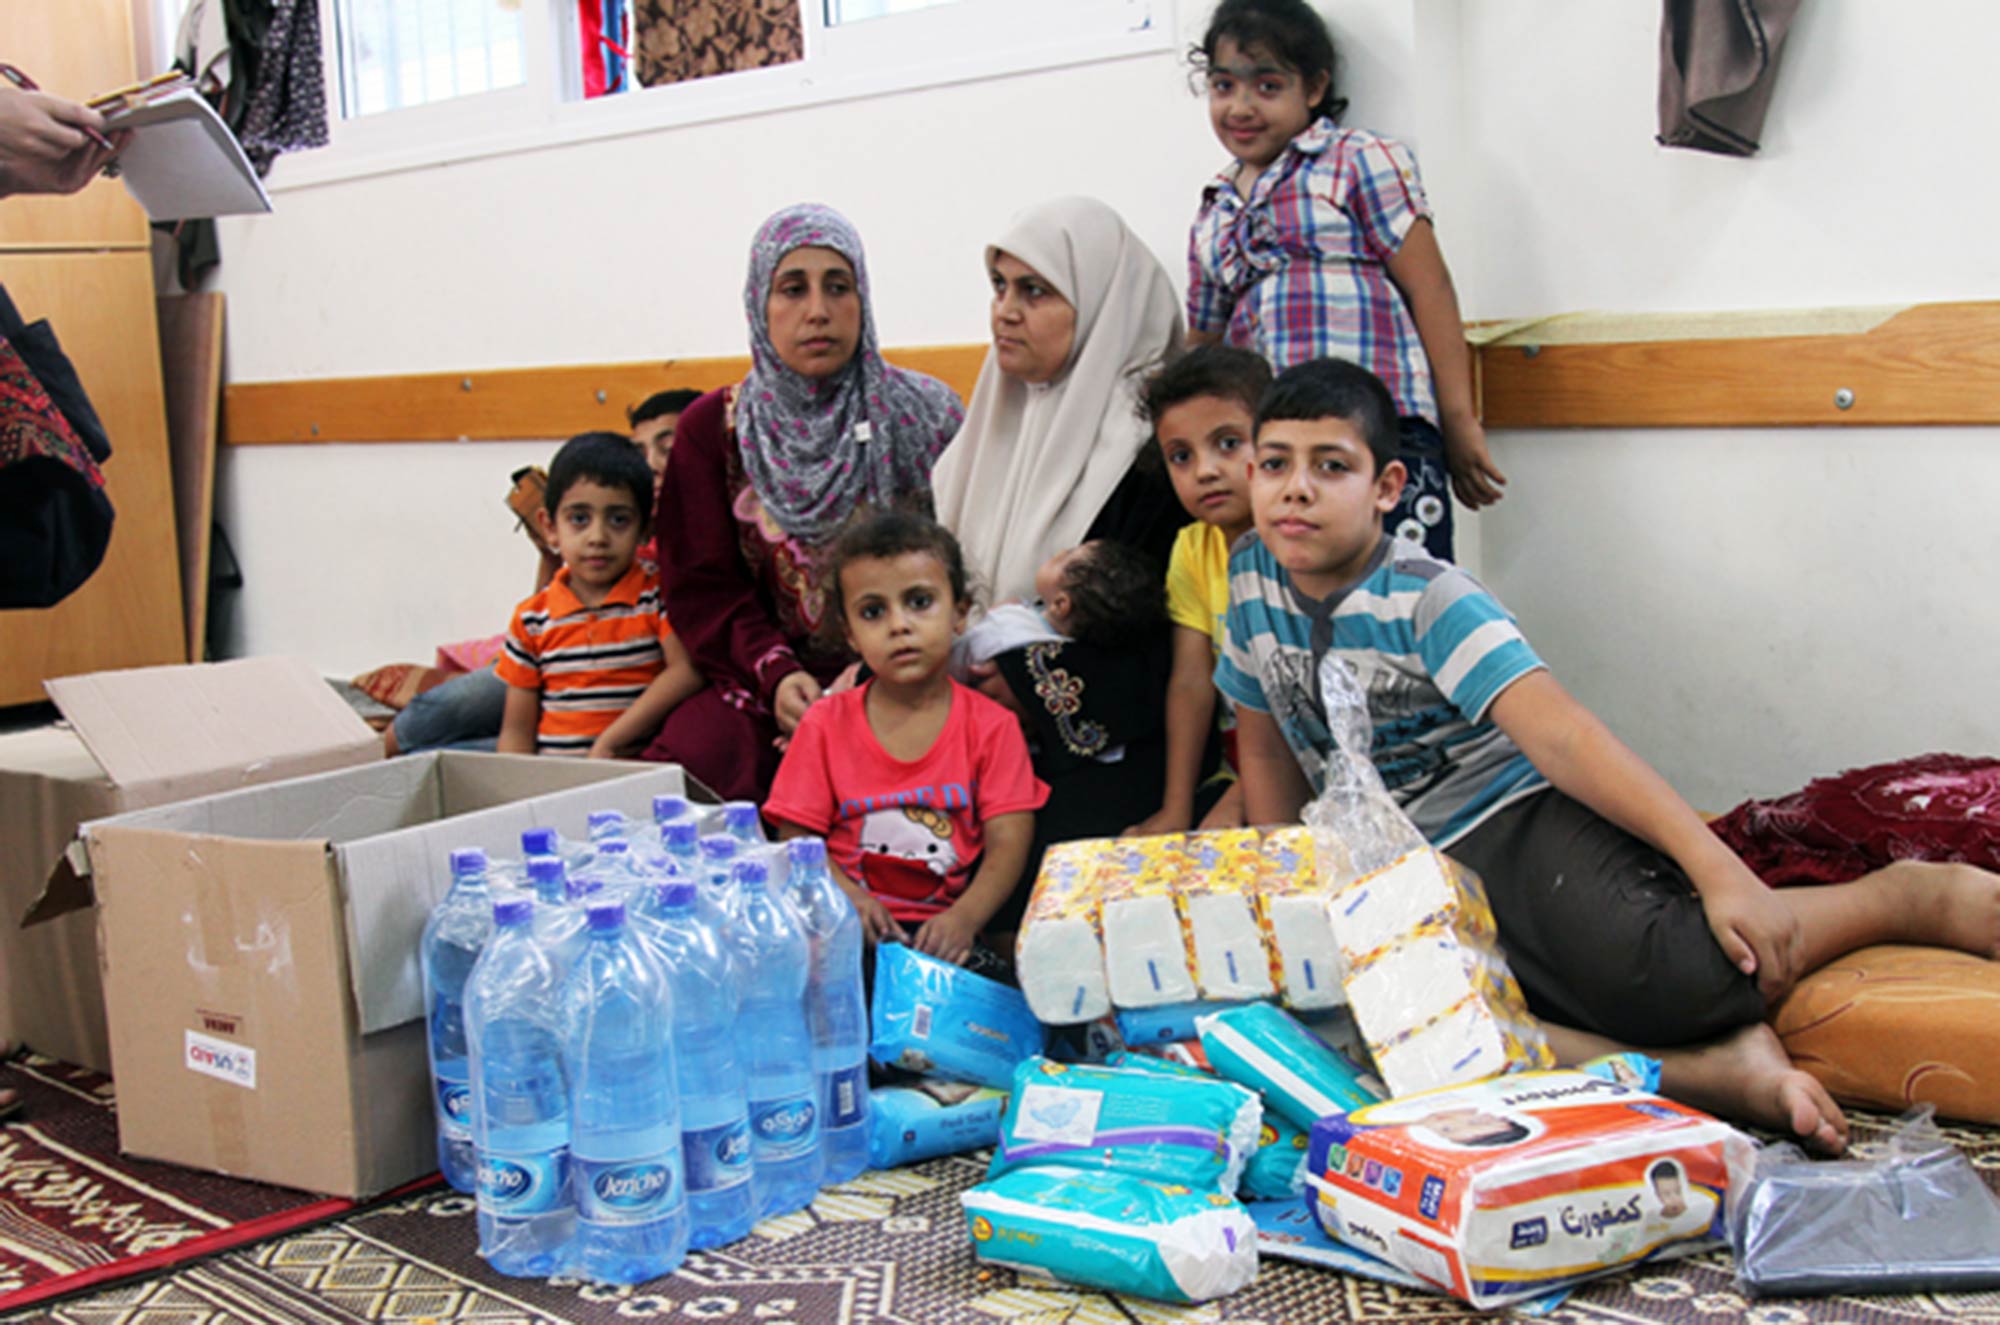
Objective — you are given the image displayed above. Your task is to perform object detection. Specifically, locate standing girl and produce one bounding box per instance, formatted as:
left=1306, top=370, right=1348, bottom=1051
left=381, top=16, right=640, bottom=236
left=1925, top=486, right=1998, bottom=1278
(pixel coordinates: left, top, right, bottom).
left=1185, top=0, right=1505, bottom=559
left=764, top=510, right=1048, bottom=972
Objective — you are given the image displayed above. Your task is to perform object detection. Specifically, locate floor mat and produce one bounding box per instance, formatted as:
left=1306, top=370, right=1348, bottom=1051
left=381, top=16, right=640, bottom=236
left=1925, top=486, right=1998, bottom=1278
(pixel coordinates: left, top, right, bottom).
left=0, top=1052, right=440, bottom=1314
left=28, top=1110, right=2000, bottom=1324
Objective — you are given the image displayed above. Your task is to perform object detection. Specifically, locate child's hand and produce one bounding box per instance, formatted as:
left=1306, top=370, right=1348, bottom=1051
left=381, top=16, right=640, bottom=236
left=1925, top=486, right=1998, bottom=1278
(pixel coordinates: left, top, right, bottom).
left=1697, top=870, right=1804, bottom=1001
left=965, top=660, right=1021, bottom=715
left=912, top=908, right=980, bottom=967
left=773, top=670, right=823, bottom=734
left=1442, top=413, right=1507, bottom=509
left=587, top=733, right=622, bottom=759
left=1123, top=806, right=1189, bottom=838
left=1197, top=781, right=1247, bottom=831
left=824, top=662, right=863, bottom=696
left=855, top=893, right=911, bottom=946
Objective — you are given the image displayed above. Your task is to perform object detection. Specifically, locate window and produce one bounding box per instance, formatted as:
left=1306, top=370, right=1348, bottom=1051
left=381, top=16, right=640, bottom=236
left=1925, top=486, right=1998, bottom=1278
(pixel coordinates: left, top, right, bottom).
left=336, top=0, right=527, bottom=118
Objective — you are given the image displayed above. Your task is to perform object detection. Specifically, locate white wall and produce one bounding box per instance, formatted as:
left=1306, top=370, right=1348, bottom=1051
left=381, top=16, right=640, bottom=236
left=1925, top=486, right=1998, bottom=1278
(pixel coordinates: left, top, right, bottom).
left=211, top=0, right=1999, bottom=807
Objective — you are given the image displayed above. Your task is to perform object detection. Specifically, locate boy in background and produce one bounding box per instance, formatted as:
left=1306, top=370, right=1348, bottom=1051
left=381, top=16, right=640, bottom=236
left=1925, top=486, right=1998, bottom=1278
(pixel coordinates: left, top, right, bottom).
left=630, top=388, right=701, bottom=481
left=496, top=432, right=702, bottom=757
left=1219, top=357, right=2000, bottom=1154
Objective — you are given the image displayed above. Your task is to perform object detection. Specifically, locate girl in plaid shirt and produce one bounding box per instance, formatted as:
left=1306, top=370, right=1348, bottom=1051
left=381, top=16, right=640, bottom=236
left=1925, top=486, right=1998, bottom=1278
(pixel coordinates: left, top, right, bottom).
left=1186, top=0, right=1506, bottom=560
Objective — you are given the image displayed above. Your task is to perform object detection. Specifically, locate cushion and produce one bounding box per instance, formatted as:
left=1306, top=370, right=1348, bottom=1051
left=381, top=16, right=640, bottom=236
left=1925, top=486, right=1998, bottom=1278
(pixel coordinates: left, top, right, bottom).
left=1772, top=944, right=2000, bottom=1125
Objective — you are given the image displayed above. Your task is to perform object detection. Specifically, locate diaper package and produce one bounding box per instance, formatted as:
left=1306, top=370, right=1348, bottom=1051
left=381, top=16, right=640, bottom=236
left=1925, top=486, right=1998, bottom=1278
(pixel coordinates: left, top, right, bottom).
left=1197, top=1001, right=1381, bottom=1131
left=1116, top=999, right=1250, bottom=1046
left=1327, top=849, right=1553, bottom=1098
left=1304, top=1069, right=1753, bottom=1310
left=1256, top=826, right=1349, bottom=1010
left=1181, top=829, right=1277, bottom=1001
left=989, top=1057, right=1262, bottom=1193
left=1106, top=1049, right=1211, bottom=1081
left=963, top=1165, right=1258, bottom=1304
left=1100, top=836, right=1200, bottom=1008
left=869, top=943, right=1045, bottom=1089
left=1241, top=1113, right=1312, bottom=1200
left=868, top=1080, right=1008, bottom=1169
left=1016, top=838, right=1115, bottom=1024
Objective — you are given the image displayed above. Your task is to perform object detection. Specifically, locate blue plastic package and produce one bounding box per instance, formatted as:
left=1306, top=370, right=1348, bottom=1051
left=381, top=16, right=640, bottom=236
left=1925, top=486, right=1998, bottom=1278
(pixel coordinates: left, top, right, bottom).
left=963, top=1165, right=1257, bottom=1304
left=1240, top=1113, right=1310, bottom=1200
left=869, top=943, right=1045, bottom=1089
left=1115, top=1000, right=1251, bottom=1046
left=1580, top=1052, right=1662, bottom=1093
left=1196, top=1001, right=1380, bottom=1130
left=867, top=1081, right=1008, bottom=1168
left=989, top=1058, right=1261, bottom=1192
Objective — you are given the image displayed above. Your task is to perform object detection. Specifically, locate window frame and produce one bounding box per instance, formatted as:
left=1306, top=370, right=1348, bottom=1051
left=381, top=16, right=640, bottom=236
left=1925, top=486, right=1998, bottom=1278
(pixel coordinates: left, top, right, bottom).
left=272, top=0, right=1174, bottom=191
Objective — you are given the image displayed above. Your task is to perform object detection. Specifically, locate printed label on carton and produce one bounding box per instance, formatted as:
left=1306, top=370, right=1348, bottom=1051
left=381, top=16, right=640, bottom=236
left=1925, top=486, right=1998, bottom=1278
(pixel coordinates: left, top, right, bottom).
left=184, top=1029, right=256, bottom=1089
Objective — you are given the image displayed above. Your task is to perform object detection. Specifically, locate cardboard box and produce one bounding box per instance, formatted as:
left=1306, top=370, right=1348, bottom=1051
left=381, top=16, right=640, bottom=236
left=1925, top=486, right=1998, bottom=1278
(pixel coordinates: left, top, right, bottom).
left=4, top=657, right=383, bottom=1071
left=74, top=750, right=694, bottom=1198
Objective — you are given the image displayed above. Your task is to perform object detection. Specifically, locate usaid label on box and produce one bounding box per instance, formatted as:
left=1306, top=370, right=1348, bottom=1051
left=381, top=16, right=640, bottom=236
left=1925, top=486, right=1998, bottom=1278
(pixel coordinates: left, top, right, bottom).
left=185, top=1029, right=257, bottom=1089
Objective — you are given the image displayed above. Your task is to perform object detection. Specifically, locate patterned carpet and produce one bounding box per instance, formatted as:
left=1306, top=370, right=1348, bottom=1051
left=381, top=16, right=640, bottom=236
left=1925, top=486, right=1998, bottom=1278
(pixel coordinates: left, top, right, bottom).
left=22, top=1110, right=2000, bottom=1325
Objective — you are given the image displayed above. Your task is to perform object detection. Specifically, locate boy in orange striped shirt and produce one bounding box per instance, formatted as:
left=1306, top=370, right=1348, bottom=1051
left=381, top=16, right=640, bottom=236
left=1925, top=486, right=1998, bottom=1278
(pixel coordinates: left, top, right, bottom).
left=495, top=432, right=703, bottom=757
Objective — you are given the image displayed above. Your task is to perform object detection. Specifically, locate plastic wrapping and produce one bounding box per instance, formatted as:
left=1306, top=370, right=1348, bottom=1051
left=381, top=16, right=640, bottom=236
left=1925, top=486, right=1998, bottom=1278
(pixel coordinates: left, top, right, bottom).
left=1116, top=999, right=1250, bottom=1046
left=988, top=1057, right=1262, bottom=1193
left=1731, top=1108, right=2000, bottom=1297
left=1254, top=826, right=1348, bottom=1009
left=867, top=1080, right=1008, bottom=1169
left=962, top=1165, right=1258, bottom=1304
left=1196, top=1001, right=1381, bottom=1131
left=868, top=944, right=1044, bottom=1089
left=1303, top=655, right=1551, bottom=1097
left=1305, top=1069, right=1751, bottom=1310
left=1180, top=830, right=1277, bottom=1000
left=1099, top=836, right=1200, bottom=1008
left=1015, top=838, right=1115, bottom=1023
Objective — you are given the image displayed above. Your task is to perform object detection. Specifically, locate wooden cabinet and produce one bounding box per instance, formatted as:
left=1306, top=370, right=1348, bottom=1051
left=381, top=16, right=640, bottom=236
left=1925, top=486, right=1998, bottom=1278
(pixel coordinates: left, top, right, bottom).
left=0, top=0, right=187, bottom=703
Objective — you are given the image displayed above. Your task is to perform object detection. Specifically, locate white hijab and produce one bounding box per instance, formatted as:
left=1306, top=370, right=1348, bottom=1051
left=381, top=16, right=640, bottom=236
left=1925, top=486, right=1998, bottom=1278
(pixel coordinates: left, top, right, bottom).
left=931, top=196, right=1183, bottom=603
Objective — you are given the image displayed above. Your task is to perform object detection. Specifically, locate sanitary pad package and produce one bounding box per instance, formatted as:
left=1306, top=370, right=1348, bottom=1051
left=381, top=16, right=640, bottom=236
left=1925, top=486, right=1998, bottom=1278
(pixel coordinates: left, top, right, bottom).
left=1015, top=838, right=1115, bottom=1023
left=1256, top=825, right=1349, bottom=1009
left=989, top=1057, right=1262, bottom=1192
left=1305, top=1069, right=1753, bottom=1309
left=1100, top=836, right=1200, bottom=1008
left=869, top=943, right=1044, bottom=1089
left=1180, top=829, right=1277, bottom=1000
left=1197, top=1001, right=1381, bottom=1131
left=963, top=1165, right=1258, bottom=1304
left=868, top=1080, right=1008, bottom=1169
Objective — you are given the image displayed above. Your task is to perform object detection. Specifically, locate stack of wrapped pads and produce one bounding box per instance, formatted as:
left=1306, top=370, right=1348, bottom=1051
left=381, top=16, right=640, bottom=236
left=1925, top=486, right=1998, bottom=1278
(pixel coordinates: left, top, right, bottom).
left=956, top=827, right=1755, bottom=1310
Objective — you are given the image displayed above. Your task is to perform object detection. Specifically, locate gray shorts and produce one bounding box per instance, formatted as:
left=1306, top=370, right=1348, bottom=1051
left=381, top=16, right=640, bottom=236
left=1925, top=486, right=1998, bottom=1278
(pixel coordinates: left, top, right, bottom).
left=1447, top=788, right=1765, bottom=1047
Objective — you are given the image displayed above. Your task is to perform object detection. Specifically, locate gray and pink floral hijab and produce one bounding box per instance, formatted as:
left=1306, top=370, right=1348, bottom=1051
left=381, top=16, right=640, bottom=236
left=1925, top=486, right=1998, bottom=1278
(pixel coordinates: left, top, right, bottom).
left=734, top=204, right=963, bottom=545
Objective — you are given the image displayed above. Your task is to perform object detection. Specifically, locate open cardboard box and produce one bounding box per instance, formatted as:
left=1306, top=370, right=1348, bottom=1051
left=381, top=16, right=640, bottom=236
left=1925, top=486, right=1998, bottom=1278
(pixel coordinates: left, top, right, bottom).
left=63, top=749, right=698, bottom=1198
left=3, top=656, right=383, bottom=1072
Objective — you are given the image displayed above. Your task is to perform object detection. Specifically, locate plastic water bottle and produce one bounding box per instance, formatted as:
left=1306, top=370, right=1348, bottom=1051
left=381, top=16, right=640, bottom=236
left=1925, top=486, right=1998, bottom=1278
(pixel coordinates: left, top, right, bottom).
left=720, top=801, right=765, bottom=844
left=522, top=826, right=559, bottom=860
left=527, top=856, right=589, bottom=969
left=628, top=856, right=684, bottom=921
left=561, top=901, right=688, bottom=1284
left=652, top=794, right=694, bottom=829
left=783, top=837, right=871, bottom=1183
left=660, top=819, right=700, bottom=868
left=420, top=847, right=495, bottom=1192
left=466, top=897, right=575, bottom=1276
left=644, top=880, right=756, bottom=1248
left=731, top=858, right=823, bottom=1217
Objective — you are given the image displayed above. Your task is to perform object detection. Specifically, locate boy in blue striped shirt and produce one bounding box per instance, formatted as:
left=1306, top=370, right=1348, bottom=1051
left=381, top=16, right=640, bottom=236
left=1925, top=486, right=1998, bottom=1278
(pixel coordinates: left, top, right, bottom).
left=1220, top=357, right=2000, bottom=1155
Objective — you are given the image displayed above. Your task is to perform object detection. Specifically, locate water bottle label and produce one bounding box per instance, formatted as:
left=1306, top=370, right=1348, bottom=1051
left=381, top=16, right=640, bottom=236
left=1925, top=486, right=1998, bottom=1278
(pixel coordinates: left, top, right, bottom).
left=822, top=1064, right=868, bottom=1130
left=576, top=1155, right=683, bottom=1225
left=749, top=1094, right=819, bottom=1160
left=683, top=1118, right=753, bottom=1193
left=477, top=1149, right=569, bottom=1215
left=435, top=1079, right=472, bottom=1141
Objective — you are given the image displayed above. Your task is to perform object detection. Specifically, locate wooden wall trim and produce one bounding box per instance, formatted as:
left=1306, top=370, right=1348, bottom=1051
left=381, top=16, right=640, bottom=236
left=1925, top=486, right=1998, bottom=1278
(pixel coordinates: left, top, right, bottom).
left=221, top=300, right=2000, bottom=444
left=1477, top=301, right=2000, bottom=429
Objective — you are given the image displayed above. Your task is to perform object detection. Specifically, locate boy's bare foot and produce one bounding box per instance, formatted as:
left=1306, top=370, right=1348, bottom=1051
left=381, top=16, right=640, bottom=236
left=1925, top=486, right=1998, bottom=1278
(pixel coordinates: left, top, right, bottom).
left=1886, top=862, right=2000, bottom=959
left=1657, top=1022, right=1846, bottom=1154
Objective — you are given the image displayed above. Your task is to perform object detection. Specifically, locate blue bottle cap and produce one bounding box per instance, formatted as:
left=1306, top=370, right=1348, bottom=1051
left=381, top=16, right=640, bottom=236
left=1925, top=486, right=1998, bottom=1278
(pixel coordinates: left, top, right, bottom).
left=527, top=856, right=564, bottom=886
left=786, top=837, right=827, bottom=869
left=655, top=881, right=697, bottom=910
left=588, top=810, right=623, bottom=830
left=448, top=847, right=488, bottom=875
left=493, top=897, right=534, bottom=927
left=586, top=900, right=626, bottom=931
left=640, top=853, right=675, bottom=876
left=566, top=877, right=603, bottom=902
left=520, top=827, right=558, bottom=856
left=652, top=794, right=691, bottom=823
left=722, top=801, right=760, bottom=831
left=599, top=839, right=630, bottom=856
left=731, top=858, right=769, bottom=889
left=699, top=834, right=738, bottom=863
left=661, top=820, right=699, bottom=851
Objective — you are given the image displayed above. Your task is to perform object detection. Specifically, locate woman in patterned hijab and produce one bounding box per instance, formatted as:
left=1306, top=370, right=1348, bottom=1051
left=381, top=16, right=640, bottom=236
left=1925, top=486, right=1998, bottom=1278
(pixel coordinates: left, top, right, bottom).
left=645, top=204, right=963, bottom=799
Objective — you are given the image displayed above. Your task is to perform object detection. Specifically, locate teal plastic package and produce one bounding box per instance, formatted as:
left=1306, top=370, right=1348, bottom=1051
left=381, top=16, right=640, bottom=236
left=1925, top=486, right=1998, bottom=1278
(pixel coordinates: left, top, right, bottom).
left=989, top=1057, right=1261, bottom=1192
left=963, top=1165, right=1258, bottom=1304
left=869, top=943, right=1045, bottom=1089
left=868, top=1081, right=1007, bottom=1168
left=1115, top=1000, right=1250, bottom=1045
left=1107, top=1050, right=1210, bottom=1080
left=1240, top=1113, right=1310, bottom=1199
left=1197, top=1001, right=1380, bottom=1130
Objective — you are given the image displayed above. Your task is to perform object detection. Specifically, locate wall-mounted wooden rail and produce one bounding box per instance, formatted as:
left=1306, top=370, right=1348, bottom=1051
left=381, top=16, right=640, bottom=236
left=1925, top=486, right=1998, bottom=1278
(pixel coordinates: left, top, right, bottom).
left=221, top=301, right=2000, bottom=445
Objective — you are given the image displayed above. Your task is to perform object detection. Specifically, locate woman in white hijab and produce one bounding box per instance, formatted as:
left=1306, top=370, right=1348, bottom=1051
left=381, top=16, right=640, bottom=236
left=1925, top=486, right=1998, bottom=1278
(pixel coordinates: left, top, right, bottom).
left=933, top=197, right=1221, bottom=927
